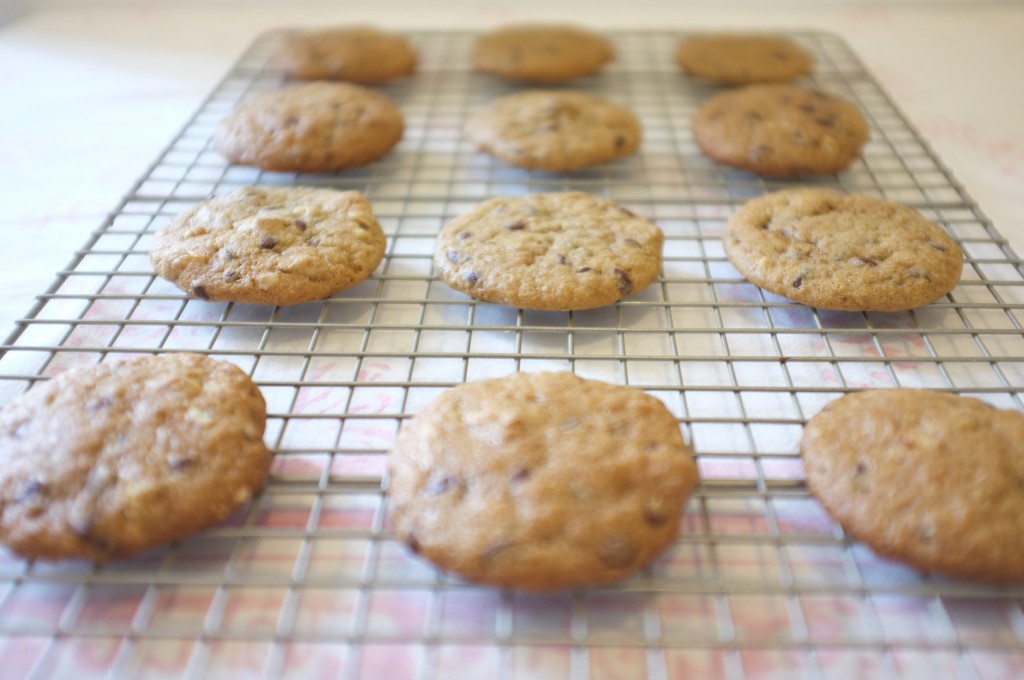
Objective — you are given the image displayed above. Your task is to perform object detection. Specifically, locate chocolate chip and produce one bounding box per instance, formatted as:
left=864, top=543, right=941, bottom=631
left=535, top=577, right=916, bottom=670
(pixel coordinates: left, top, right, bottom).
left=260, top=237, right=277, bottom=250
left=293, top=219, right=308, bottom=231
left=192, top=285, right=210, bottom=300
left=848, top=257, right=877, bottom=267
left=406, top=534, right=420, bottom=554
left=614, top=134, right=626, bottom=148
left=464, top=271, right=479, bottom=286
left=504, top=219, right=527, bottom=231
left=577, top=267, right=592, bottom=273
left=88, top=397, right=112, bottom=412
left=929, top=242, right=948, bottom=252
left=624, top=238, right=640, bottom=247
left=599, top=538, right=636, bottom=568
left=457, top=231, right=472, bottom=241
left=283, top=116, right=299, bottom=127
left=483, top=541, right=513, bottom=564
left=614, top=268, right=633, bottom=294
left=16, top=479, right=47, bottom=503
left=799, top=103, right=816, bottom=114
left=811, top=90, right=831, bottom=100
left=511, top=468, right=532, bottom=484
left=170, top=458, right=195, bottom=473
left=447, top=249, right=460, bottom=263
left=423, top=473, right=460, bottom=496
left=618, top=206, right=636, bottom=217
left=816, top=115, right=837, bottom=128
left=557, top=254, right=567, bottom=265
left=223, top=270, right=239, bottom=281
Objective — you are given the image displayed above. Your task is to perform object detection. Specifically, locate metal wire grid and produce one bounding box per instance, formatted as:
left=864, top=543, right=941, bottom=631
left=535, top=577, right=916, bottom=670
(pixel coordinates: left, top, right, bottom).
left=0, top=29, right=1023, bottom=680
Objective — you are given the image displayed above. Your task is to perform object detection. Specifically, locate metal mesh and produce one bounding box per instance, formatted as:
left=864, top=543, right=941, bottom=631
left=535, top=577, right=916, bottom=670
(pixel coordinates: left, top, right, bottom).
left=1, top=30, right=1023, bottom=680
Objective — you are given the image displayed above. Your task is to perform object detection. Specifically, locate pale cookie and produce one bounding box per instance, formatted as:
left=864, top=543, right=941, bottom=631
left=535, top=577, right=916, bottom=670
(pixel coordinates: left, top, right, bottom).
left=388, top=371, right=699, bottom=591
left=692, top=84, right=869, bottom=176
left=0, top=353, right=271, bottom=562
left=150, top=186, right=387, bottom=306
left=723, top=188, right=962, bottom=311
left=472, top=24, right=613, bottom=83
left=434, top=192, right=663, bottom=311
left=466, top=90, right=641, bottom=171
left=675, top=34, right=814, bottom=85
left=214, top=82, right=404, bottom=172
left=801, top=388, right=1024, bottom=583
left=273, top=26, right=417, bottom=83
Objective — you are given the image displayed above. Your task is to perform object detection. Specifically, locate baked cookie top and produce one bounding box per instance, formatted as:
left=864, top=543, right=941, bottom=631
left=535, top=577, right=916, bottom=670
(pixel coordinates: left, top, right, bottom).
left=722, top=188, right=963, bottom=311
left=388, top=371, right=699, bottom=591
left=466, top=90, right=641, bottom=171
left=0, top=353, right=271, bottom=562
left=273, top=26, right=417, bottom=83
left=213, top=82, right=404, bottom=172
left=692, top=84, right=869, bottom=177
left=675, top=34, right=814, bottom=85
left=801, top=388, right=1024, bottom=583
left=150, top=186, right=387, bottom=306
left=472, top=24, right=613, bottom=83
left=434, top=192, right=663, bottom=311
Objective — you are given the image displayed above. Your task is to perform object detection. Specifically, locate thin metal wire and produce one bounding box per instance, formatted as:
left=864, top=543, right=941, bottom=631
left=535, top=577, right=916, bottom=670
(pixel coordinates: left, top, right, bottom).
left=1, top=29, right=1023, bottom=680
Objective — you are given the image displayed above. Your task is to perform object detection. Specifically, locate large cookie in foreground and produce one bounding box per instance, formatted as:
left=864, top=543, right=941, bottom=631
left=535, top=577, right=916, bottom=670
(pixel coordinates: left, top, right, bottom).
left=150, top=186, right=386, bottom=306
left=722, top=188, right=963, bottom=311
left=472, top=24, right=613, bottom=83
left=0, top=353, right=271, bottom=562
left=801, top=388, right=1024, bottom=583
left=434, top=192, right=663, bottom=310
left=388, top=371, right=699, bottom=591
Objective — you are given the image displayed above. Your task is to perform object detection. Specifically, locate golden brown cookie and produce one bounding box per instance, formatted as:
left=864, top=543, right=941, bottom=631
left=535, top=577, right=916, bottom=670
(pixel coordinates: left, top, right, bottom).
left=722, top=188, right=963, bottom=311
left=150, top=186, right=386, bottom=306
left=388, top=371, right=699, bottom=591
left=434, top=192, right=663, bottom=311
left=466, top=90, right=641, bottom=171
left=273, top=26, right=417, bottom=83
left=801, top=388, right=1024, bottom=583
left=472, top=24, right=613, bottom=83
left=213, top=82, right=404, bottom=172
left=0, top=353, right=271, bottom=562
left=675, top=34, right=814, bottom=85
left=692, top=84, right=869, bottom=177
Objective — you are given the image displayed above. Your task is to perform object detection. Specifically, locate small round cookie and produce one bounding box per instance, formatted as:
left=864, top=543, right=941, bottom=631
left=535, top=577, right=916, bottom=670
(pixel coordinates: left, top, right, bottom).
left=0, top=353, right=271, bottom=562
left=273, top=26, right=417, bottom=83
left=434, top=192, right=663, bottom=311
left=213, top=82, right=404, bottom=172
left=722, top=188, right=963, bottom=311
left=801, top=389, right=1024, bottom=583
left=150, top=186, right=387, bottom=306
left=675, top=34, right=814, bottom=85
left=472, top=24, right=613, bottom=83
left=692, top=84, right=869, bottom=177
left=466, top=90, right=641, bottom=171
left=388, top=371, right=699, bottom=591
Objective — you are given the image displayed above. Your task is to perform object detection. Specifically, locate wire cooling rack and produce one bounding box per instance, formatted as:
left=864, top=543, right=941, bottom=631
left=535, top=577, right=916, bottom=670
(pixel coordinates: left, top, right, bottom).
left=2, top=29, right=1024, bottom=680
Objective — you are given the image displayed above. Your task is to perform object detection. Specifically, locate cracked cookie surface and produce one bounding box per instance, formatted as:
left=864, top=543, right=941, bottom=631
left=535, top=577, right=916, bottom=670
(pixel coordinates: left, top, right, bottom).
left=723, top=188, right=963, bottom=311
left=150, top=186, right=386, bottom=306
left=466, top=90, right=641, bottom=171
left=273, top=26, right=416, bottom=83
left=434, top=192, right=663, bottom=310
left=472, top=24, right=613, bottom=83
left=0, top=353, right=271, bottom=562
left=675, top=34, right=814, bottom=85
left=388, top=371, right=699, bottom=591
left=801, top=388, right=1024, bottom=583
left=213, top=81, right=404, bottom=172
left=692, top=84, right=868, bottom=176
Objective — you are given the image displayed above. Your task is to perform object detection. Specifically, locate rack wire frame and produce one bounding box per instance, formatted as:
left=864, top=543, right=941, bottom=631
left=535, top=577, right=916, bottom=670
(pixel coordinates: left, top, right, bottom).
left=1, top=29, right=1023, bottom=680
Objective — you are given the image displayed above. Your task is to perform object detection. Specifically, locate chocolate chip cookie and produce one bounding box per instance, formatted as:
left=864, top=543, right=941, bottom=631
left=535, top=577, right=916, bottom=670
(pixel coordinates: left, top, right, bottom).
left=213, top=81, right=404, bottom=172
left=692, top=84, right=869, bottom=176
left=150, top=186, right=387, bottom=306
left=434, top=192, right=663, bottom=310
left=466, top=90, right=641, bottom=171
left=0, top=353, right=271, bottom=562
left=273, top=26, right=417, bottom=83
left=801, top=388, right=1024, bottom=583
left=675, top=34, right=814, bottom=85
left=388, top=371, right=699, bottom=591
left=722, top=188, right=963, bottom=311
left=472, top=24, right=613, bottom=83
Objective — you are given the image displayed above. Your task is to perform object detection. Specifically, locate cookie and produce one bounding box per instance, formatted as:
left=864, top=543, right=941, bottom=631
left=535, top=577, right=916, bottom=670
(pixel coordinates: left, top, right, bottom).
left=434, top=192, right=663, bottom=311
left=723, top=188, right=962, bottom=311
left=213, top=82, right=404, bottom=172
left=388, top=371, right=699, bottom=591
left=472, top=24, right=613, bottom=83
left=273, top=26, right=417, bottom=83
left=150, top=186, right=387, bottom=306
left=0, top=353, right=271, bottom=562
left=675, top=34, right=814, bottom=85
left=466, top=90, right=641, bottom=171
left=692, top=84, right=869, bottom=176
left=801, top=389, right=1024, bottom=583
